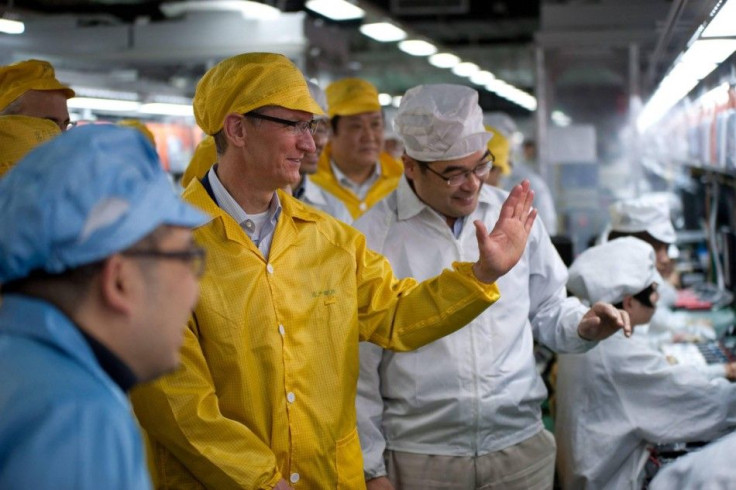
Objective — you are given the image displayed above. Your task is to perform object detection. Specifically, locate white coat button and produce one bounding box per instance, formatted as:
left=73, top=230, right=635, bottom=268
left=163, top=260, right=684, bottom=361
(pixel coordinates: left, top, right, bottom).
left=266, top=263, right=274, bottom=274
left=290, top=473, right=300, bottom=483
left=359, top=202, right=367, bottom=211
left=278, top=324, right=285, bottom=335
left=287, top=392, right=295, bottom=403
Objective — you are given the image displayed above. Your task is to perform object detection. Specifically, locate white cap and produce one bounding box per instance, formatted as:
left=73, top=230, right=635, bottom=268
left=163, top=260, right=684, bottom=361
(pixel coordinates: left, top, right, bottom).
left=609, top=194, right=676, bottom=244
left=483, top=111, right=517, bottom=138
left=394, top=84, right=490, bottom=162
left=567, top=237, right=663, bottom=305
left=306, top=79, right=328, bottom=119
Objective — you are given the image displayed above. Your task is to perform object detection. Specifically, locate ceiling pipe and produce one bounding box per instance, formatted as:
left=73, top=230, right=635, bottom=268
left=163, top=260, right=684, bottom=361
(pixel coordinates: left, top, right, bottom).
left=644, top=0, right=689, bottom=92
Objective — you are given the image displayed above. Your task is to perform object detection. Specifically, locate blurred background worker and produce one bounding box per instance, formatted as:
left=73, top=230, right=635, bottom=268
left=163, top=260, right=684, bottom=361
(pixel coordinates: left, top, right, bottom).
left=118, top=118, right=157, bottom=146
left=356, top=84, right=630, bottom=490
left=483, top=124, right=512, bottom=188
left=555, top=237, right=736, bottom=490
left=290, top=80, right=351, bottom=222
left=0, top=125, right=207, bottom=489
left=180, top=135, right=216, bottom=188
left=130, top=52, right=538, bottom=490
left=310, top=77, right=403, bottom=219
left=0, top=59, right=75, bottom=132
left=0, top=114, right=60, bottom=177
left=649, top=429, right=736, bottom=490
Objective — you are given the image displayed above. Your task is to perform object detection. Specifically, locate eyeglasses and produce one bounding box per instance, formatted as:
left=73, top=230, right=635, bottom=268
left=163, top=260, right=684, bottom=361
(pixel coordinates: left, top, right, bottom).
left=244, top=112, right=319, bottom=135
left=123, top=247, right=207, bottom=278
left=417, top=151, right=495, bottom=187
left=633, top=282, right=659, bottom=308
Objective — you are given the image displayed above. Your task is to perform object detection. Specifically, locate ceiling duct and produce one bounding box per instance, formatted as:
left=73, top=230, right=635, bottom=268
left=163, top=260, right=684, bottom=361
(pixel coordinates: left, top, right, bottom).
left=389, top=0, right=469, bottom=16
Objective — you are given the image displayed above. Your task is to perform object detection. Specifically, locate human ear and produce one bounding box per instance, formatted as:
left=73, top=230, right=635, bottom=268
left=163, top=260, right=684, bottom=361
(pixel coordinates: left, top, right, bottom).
left=99, top=255, right=136, bottom=316
left=223, top=113, right=247, bottom=148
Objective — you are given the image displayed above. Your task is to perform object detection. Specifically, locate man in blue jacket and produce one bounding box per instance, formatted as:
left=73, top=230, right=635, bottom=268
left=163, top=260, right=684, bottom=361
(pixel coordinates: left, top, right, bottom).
left=0, top=125, right=208, bottom=489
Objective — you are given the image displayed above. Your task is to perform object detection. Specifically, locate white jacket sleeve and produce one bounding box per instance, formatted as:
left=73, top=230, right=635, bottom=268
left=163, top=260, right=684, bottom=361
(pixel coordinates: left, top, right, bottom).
left=526, top=222, right=592, bottom=353
left=607, top=340, right=736, bottom=443
left=356, top=341, right=389, bottom=479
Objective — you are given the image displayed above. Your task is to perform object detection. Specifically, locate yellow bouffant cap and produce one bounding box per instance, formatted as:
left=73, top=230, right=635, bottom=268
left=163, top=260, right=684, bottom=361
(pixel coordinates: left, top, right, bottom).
left=118, top=119, right=156, bottom=145
left=0, top=59, right=75, bottom=111
left=193, top=52, right=324, bottom=136
left=325, top=77, right=381, bottom=118
left=0, top=115, right=61, bottom=177
left=181, top=136, right=216, bottom=187
left=486, top=125, right=511, bottom=176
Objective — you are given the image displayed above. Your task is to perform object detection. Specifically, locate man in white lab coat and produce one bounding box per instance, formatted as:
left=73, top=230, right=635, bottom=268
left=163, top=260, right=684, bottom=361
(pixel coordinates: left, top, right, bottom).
left=355, top=84, right=631, bottom=490
left=555, top=237, right=736, bottom=490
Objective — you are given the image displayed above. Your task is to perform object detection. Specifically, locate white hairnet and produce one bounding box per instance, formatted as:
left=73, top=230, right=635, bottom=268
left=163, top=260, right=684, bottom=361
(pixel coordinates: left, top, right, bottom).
left=609, top=194, right=676, bottom=244
left=394, top=84, right=490, bottom=162
left=567, top=237, right=663, bottom=305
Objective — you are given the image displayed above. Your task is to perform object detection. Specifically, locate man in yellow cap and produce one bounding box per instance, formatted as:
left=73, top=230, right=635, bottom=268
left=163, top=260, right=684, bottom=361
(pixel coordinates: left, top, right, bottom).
left=130, top=52, right=540, bottom=490
left=484, top=125, right=512, bottom=187
left=0, top=115, right=61, bottom=177
left=310, top=77, right=403, bottom=219
left=0, top=59, right=75, bottom=132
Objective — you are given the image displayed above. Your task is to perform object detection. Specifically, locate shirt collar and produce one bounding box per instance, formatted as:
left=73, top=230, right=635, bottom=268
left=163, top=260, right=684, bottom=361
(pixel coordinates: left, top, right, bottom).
left=330, top=159, right=381, bottom=188
left=206, top=164, right=282, bottom=231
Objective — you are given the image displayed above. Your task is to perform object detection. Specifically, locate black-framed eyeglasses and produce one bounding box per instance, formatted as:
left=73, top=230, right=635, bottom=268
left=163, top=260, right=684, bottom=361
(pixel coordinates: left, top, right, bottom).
left=633, top=282, right=659, bottom=308
left=417, top=150, right=495, bottom=187
left=244, top=112, right=319, bottom=135
left=123, top=247, right=207, bottom=278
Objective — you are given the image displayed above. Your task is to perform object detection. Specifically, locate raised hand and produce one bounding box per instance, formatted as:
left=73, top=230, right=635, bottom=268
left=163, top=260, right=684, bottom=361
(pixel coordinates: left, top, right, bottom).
left=472, top=179, right=536, bottom=284
left=578, top=302, right=632, bottom=340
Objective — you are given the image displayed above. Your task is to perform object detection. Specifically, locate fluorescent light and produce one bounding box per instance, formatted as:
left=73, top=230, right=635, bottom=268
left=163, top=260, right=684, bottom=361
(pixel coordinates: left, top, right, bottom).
left=67, top=97, right=141, bottom=112
left=160, top=1, right=280, bottom=20
left=638, top=38, right=736, bottom=132
left=392, top=95, right=402, bottom=107
left=398, top=39, right=437, bottom=57
left=469, top=70, right=495, bottom=85
left=552, top=110, right=571, bottom=126
left=360, top=22, right=406, bottom=42
left=0, top=18, right=24, bottom=35
left=305, top=0, right=365, bottom=21
left=701, top=0, right=736, bottom=38
left=139, top=103, right=194, bottom=117
left=451, top=62, right=480, bottom=77
left=378, top=93, right=393, bottom=106
left=428, top=53, right=460, bottom=68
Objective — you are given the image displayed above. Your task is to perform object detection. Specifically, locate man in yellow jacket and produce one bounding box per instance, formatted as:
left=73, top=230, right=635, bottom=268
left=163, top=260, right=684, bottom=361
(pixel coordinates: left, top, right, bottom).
left=130, top=52, right=628, bottom=490
left=310, top=77, right=403, bottom=219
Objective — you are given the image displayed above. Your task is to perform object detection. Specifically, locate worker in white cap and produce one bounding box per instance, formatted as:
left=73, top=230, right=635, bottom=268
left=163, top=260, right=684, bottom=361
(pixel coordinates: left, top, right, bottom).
left=606, top=193, right=677, bottom=279
left=0, top=125, right=208, bottom=489
left=0, top=59, right=76, bottom=132
left=289, top=80, right=351, bottom=222
left=649, top=429, right=736, bottom=490
left=130, top=53, right=539, bottom=490
left=310, top=77, right=404, bottom=219
left=556, top=237, right=736, bottom=490
left=355, top=83, right=630, bottom=490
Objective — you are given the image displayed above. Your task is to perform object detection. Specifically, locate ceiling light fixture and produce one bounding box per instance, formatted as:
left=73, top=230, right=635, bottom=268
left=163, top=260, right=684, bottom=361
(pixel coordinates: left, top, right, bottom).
left=305, top=0, right=365, bottom=21
left=469, top=70, right=495, bottom=85
left=428, top=53, right=460, bottom=69
left=139, top=102, right=194, bottom=117
left=360, top=22, right=406, bottom=42
left=451, top=62, right=480, bottom=77
left=0, top=17, right=23, bottom=34
left=160, top=1, right=280, bottom=20
left=378, top=93, right=393, bottom=106
left=67, top=97, right=142, bottom=113
left=398, top=39, right=437, bottom=57
left=701, top=0, right=736, bottom=37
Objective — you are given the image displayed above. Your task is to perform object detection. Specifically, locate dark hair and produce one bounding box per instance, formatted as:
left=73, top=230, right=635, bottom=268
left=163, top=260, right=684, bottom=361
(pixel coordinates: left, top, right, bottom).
left=608, top=230, right=667, bottom=249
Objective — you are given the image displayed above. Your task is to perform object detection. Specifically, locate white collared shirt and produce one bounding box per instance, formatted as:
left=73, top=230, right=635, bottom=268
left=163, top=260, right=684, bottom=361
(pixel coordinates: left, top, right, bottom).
left=330, top=160, right=381, bottom=200
left=207, top=166, right=281, bottom=257
left=354, top=176, right=590, bottom=477
left=294, top=176, right=352, bottom=224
